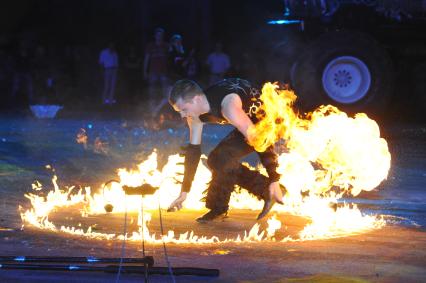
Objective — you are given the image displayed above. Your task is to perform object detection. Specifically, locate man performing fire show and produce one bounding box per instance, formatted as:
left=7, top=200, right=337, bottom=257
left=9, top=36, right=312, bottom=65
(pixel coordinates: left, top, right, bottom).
left=167, top=78, right=285, bottom=222
left=4, top=0, right=426, bottom=281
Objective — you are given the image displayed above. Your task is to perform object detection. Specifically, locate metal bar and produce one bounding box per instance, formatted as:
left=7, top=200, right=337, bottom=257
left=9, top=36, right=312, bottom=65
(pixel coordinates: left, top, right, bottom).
left=0, top=256, right=154, bottom=266
left=0, top=263, right=220, bottom=277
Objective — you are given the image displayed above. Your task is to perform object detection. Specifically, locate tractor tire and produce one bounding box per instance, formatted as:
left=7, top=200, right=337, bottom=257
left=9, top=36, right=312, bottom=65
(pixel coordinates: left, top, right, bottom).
left=292, top=30, right=394, bottom=117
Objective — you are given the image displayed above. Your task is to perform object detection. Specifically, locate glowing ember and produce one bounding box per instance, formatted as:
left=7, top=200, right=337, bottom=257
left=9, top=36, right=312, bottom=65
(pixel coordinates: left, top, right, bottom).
left=76, top=128, right=88, bottom=149
left=94, top=137, right=109, bottom=155
left=20, top=82, right=390, bottom=243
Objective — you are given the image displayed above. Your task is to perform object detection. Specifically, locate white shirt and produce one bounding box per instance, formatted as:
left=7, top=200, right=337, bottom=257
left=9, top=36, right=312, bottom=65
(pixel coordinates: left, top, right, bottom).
left=99, top=48, right=119, bottom=68
left=206, top=52, right=230, bottom=74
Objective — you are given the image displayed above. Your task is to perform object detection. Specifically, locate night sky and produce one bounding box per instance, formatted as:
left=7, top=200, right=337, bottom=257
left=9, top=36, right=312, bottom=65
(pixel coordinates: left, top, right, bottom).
left=0, top=0, right=282, bottom=51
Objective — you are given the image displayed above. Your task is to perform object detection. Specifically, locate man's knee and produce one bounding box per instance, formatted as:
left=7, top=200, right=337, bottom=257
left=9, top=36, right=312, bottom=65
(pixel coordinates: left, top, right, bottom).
left=207, top=150, right=239, bottom=174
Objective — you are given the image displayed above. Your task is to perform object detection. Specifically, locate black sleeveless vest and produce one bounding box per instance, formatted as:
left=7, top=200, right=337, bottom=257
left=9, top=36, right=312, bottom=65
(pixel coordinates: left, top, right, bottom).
left=199, top=78, right=262, bottom=125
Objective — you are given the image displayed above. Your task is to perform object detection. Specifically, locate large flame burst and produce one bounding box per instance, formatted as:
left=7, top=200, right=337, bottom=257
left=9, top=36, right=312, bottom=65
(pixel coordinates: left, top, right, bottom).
left=20, top=83, right=390, bottom=243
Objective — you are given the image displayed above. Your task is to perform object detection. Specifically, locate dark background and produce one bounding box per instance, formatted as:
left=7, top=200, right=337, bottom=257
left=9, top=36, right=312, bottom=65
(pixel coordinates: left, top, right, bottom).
left=0, top=0, right=282, bottom=54
left=0, top=0, right=284, bottom=112
left=0, top=0, right=425, bottom=123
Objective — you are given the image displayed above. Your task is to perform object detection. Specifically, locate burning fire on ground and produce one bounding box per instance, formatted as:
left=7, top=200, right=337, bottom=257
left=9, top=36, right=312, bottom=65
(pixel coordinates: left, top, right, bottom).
left=20, top=83, right=390, bottom=243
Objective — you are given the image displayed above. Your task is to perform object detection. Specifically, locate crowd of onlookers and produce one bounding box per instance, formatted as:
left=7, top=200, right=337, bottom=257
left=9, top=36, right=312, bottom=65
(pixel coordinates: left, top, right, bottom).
left=0, top=27, right=248, bottom=117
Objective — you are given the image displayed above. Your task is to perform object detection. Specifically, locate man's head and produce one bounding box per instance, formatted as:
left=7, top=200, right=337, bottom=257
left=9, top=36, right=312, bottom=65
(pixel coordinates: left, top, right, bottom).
left=169, top=79, right=207, bottom=118
left=170, top=34, right=182, bottom=46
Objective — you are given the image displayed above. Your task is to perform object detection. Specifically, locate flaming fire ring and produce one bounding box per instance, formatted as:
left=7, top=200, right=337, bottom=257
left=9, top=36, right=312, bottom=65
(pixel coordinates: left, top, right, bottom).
left=20, top=83, right=390, bottom=244
left=19, top=155, right=387, bottom=244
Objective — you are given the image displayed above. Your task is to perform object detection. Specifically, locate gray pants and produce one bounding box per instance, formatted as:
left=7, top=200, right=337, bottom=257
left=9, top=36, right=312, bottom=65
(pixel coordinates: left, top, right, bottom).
left=102, top=68, right=117, bottom=103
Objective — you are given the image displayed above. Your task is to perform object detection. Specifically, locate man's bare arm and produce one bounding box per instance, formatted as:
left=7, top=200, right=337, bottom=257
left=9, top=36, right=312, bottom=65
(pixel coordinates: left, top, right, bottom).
left=187, top=116, right=203, bottom=145
left=221, top=93, right=253, bottom=140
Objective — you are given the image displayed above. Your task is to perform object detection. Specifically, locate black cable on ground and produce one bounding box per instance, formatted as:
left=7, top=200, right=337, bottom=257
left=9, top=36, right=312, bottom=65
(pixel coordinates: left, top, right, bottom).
left=141, top=196, right=148, bottom=283
left=158, top=200, right=176, bottom=283
left=115, top=195, right=127, bottom=283
left=141, top=196, right=146, bottom=258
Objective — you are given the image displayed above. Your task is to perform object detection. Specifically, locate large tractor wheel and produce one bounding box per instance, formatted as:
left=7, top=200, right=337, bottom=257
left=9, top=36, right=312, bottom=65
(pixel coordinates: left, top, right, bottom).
left=291, top=31, right=394, bottom=117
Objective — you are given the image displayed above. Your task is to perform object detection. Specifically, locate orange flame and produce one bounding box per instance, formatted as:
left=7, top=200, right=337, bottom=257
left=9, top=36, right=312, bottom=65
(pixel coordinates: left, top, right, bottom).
left=248, top=82, right=390, bottom=197
left=247, top=83, right=297, bottom=152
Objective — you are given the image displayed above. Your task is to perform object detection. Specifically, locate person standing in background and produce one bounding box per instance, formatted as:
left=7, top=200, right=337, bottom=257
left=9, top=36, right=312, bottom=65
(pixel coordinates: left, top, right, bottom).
left=184, top=48, right=199, bottom=80
left=169, top=34, right=186, bottom=80
left=143, top=28, right=170, bottom=115
left=206, top=42, right=230, bottom=86
left=99, top=42, right=119, bottom=105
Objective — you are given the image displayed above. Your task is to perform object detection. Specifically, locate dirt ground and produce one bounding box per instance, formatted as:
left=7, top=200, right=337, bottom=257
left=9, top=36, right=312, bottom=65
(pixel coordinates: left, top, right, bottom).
left=0, top=113, right=425, bottom=282
left=0, top=211, right=425, bottom=283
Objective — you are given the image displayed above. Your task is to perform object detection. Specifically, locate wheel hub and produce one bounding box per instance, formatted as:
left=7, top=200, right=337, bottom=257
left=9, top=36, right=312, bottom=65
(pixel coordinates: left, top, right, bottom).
left=334, top=69, right=352, bottom=87
left=322, top=56, right=371, bottom=104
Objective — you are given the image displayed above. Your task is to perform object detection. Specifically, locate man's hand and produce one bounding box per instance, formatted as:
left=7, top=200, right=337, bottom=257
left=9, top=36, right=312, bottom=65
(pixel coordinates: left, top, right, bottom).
left=167, top=192, right=188, bottom=212
left=257, top=181, right=284, bottom=220
left=268, top=181, right=284, bottom=204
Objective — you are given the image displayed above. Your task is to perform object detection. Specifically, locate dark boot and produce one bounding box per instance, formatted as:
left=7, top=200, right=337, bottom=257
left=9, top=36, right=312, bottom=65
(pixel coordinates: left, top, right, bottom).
left=196, top=209, right=228, bottom=223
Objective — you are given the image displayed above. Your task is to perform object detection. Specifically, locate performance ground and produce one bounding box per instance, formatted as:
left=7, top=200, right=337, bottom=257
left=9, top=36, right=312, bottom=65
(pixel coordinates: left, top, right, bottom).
left=0, top=112, right=425, bottom=282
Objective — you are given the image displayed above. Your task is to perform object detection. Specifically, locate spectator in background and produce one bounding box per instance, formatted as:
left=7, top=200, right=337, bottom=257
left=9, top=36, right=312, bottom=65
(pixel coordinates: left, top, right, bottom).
left=184, top=48, right=199, bottom=80
left=99, top=42, right=119, bottom=105
left=168, top=34, right=186, bottom=80
left=11, top=44, right=34, bottom=103
left=150, top=34, right=187, bottom=120
left=143, top=27, right=170, bottom=115
left=206, top=42, right=230, bottom=86
left=123, top=45, right=142, bottom=101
